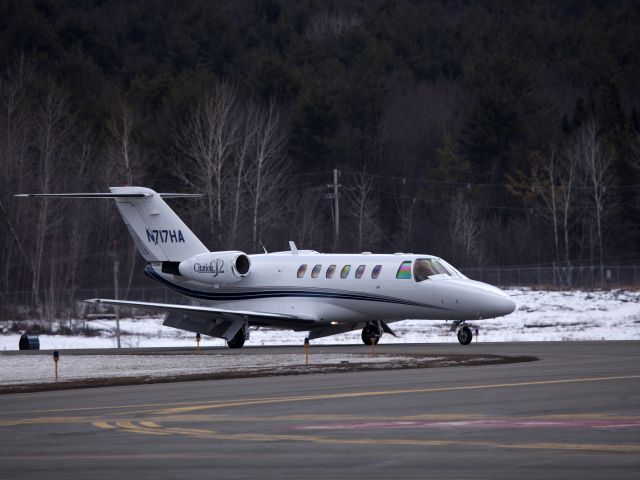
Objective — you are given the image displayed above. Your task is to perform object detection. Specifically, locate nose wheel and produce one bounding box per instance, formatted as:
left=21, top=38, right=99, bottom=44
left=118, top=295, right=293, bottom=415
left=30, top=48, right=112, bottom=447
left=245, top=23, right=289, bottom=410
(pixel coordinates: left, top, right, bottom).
left=457, top=325, right=473, bottom=345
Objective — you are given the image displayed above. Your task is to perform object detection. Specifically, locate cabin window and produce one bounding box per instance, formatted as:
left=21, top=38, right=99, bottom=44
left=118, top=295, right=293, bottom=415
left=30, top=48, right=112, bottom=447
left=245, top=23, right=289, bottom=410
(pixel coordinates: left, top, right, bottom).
left=326, top=265, right=336, bottom=278
left=297, top=264, right=307, bottom=278
left=414, top=258, right=452, bottom=282
left=396, top=261, right=412, bottom=279
left=355, top=265, right=366, bottom=279
left=340, top=265, right=351, bottom=279
left=371, top=265, right=382, bottom=279
left=311, top=264, right=322, bottom=278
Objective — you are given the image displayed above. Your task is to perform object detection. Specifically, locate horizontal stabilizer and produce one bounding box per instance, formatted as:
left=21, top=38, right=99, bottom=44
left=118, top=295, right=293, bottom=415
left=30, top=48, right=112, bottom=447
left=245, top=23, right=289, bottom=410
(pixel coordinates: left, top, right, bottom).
left=15, top=193, right=151, bottom=198
left=157, top=193, right=203, bottom=198
left=15, top=192, right=202, bottom=199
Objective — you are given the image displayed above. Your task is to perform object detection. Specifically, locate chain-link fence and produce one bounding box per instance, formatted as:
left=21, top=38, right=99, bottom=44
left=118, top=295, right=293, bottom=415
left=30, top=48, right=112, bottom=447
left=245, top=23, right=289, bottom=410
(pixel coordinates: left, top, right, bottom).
left=461, top=265, right=640, bottom=289
left=1, top=265, right=638, bottom=320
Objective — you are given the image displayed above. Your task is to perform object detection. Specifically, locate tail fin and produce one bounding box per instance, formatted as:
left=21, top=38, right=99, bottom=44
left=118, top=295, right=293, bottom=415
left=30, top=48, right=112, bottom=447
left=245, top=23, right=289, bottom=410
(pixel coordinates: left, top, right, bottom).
left=16, top=186, right=208, bottom=262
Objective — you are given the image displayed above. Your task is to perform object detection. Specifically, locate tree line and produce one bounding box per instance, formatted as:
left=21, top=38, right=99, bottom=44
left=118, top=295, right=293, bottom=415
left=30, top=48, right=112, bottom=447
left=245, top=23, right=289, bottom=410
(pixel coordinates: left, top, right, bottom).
left=1, top=0, right=639, bottom=318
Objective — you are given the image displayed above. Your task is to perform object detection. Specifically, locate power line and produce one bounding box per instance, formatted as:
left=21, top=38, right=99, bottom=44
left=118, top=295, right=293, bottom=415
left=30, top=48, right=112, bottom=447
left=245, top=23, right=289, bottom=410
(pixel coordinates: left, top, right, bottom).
left=309, top=169, right=640, bottom=191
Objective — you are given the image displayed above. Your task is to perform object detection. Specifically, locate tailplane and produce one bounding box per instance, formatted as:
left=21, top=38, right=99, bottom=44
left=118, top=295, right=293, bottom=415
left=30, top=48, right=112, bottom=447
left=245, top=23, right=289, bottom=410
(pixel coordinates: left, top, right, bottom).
left=16, top=186, right=208, bottom=262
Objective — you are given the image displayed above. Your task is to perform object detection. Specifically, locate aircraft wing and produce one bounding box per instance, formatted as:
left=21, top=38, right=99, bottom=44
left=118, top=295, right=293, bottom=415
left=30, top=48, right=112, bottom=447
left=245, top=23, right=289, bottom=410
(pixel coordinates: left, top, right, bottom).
left=85, top=298, right=316, bottom=337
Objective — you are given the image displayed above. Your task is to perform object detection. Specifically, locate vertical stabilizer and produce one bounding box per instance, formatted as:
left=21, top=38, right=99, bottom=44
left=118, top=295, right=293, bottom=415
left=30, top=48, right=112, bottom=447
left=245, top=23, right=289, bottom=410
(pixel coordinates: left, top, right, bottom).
left=110, top=187, right=208, bottom=262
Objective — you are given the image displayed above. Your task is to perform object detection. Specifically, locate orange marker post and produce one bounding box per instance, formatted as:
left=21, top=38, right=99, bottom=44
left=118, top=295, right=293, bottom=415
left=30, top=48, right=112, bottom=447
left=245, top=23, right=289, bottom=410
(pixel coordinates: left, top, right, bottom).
left=370, top=337, right=376, bottom=357
left=196, top=333, right=201, bottom=353
left=53, top=350, right=59, bottom=381
left=304, top=337, right=310, bottom=367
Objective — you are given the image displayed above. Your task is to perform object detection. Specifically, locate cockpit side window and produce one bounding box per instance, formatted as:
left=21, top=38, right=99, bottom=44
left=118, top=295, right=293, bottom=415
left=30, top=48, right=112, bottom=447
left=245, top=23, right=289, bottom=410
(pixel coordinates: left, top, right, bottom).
left=414, top=258, right=451, bottom=282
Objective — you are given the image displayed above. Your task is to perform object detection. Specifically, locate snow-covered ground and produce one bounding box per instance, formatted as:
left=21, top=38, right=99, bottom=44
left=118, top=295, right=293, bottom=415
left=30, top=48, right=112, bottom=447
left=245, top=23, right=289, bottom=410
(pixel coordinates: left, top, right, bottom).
left=1, top=289, right=639, bottom=351
left=0, top=353, right=415, bottom=385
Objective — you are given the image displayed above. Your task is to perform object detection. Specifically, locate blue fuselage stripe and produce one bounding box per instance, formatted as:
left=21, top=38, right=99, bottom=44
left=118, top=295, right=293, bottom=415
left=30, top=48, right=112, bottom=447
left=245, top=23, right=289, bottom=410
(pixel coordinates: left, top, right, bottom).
left=144, top=266, right=445, bottom=310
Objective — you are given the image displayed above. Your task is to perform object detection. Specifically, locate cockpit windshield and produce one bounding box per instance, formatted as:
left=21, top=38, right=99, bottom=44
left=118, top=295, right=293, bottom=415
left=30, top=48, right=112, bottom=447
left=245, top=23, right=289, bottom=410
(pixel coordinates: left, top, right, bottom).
left=439, top=259, right=467, bottom=279
left=414, top=258, right=453, bottom=282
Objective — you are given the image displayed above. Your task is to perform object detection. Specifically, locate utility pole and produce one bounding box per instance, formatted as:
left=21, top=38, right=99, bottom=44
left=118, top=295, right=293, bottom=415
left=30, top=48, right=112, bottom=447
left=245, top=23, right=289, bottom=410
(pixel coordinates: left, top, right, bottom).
left=333, top=168, right=340, bottom=248
left=113, top=259, right=121, bottom=349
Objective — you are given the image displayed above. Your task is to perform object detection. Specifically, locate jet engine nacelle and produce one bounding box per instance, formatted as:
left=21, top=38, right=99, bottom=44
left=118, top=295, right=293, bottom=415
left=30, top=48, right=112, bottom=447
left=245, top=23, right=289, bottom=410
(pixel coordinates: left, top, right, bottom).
left=178, top=251, right=251, bottom=284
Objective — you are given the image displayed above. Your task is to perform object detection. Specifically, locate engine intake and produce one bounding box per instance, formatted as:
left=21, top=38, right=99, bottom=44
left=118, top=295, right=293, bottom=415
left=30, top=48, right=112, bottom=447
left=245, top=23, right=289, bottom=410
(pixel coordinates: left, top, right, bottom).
left=178, top=251, right=251, bottom=284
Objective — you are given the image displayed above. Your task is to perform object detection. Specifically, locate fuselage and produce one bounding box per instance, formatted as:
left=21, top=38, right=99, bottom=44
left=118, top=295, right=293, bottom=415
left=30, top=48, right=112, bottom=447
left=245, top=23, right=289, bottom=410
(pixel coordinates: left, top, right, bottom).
left=19, top=186, right=516, bottom=346
left=145, top=251, right=516, bottom=328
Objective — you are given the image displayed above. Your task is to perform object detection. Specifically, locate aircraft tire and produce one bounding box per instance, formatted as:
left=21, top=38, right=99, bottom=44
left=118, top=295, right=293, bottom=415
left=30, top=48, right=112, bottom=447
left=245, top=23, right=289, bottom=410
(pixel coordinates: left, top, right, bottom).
left=457, top=325, right=473, bottom=345
left=227, top=330, right=246, bottom=349
left=361, top=326, right=380, bottom=346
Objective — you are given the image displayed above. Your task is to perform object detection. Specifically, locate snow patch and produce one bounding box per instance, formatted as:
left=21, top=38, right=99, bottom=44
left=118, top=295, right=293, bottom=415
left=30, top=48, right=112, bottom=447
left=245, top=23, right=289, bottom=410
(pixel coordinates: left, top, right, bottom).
left=0, top=289, right=638, bottom=351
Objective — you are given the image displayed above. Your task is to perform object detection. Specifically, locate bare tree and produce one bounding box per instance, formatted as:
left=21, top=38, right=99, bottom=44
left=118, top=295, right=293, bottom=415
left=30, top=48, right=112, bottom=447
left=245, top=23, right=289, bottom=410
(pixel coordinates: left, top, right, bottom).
left=449, top=192, right=483, bottom=264
left=246, top=100, right=288, bottom=250
left=106, top=100, right=146, bottom=299
left=107, top=100, right=143, bottom=185
left=393, top=178, right=417, bottom=252
left=569, top=119, right=613, bottom=271
left=345, top=173, right=381, bottom=251
left=228, top=103, right=255, bottom=246
left=557, top=144, right=577, bottom=273
left=64, top=128, right=99, bottom=301
left=0, top=54, right=34, bottom=301
left=531, top=147, right=577, bottom=284
left=538, top=149, right=561, bottom=262
left=31, top=86, right=74, bottom=318
left=290, top=189, right=326, bottom=248
left=174, top=84, right=239, bottom=248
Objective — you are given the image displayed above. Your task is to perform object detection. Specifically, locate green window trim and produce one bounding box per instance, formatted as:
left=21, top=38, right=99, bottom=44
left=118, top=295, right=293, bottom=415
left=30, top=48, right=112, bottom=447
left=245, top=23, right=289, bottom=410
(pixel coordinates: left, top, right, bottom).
left=340, top=265, right=351, bottom=279
left=396, top=261, right=412, bottom=279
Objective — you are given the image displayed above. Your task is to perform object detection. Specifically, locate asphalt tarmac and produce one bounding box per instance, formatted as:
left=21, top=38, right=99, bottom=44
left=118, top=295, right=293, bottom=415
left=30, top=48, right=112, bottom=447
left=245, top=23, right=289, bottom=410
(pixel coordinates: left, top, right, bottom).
left=1, top=341, right=639, bottom=479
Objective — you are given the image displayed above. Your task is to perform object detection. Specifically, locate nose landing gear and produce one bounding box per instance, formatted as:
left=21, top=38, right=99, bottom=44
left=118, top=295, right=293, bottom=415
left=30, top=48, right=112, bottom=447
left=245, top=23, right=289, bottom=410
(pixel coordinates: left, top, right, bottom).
left=451, top=320, right=473, bottom=345
left=456, top=325, right=473, bottom=345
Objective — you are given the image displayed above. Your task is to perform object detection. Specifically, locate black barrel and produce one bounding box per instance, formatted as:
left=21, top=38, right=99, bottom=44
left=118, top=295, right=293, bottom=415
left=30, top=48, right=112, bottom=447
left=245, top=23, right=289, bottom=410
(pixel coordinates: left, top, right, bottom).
left=19, top=334, right=40, bottom=350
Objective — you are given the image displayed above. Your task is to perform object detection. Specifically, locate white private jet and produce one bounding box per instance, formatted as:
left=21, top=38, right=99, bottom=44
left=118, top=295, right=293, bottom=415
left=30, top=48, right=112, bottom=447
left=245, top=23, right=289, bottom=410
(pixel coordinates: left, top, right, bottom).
left=17, top=186, right=515, bottom=347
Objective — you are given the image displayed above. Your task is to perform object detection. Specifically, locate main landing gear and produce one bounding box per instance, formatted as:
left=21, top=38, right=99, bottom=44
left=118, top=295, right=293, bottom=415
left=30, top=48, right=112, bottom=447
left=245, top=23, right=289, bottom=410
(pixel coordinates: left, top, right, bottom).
left=227, top=323, right=250, bottom=349
left=361, top=321, right=383, bottom=345
left=451, top=321, right=473, bottom=345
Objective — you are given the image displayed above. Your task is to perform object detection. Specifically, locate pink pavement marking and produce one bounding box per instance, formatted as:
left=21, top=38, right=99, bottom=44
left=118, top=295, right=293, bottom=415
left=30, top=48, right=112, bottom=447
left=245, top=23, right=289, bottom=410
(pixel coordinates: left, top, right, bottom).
left=295, top=418, right=640, bottom=431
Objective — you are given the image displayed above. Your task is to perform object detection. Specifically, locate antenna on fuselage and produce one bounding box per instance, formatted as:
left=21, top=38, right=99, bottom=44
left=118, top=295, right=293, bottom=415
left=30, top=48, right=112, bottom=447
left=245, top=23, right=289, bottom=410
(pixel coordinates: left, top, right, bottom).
left=260, top=241, right=268, bottom=254
left=289, top=241, right=298, bottom=255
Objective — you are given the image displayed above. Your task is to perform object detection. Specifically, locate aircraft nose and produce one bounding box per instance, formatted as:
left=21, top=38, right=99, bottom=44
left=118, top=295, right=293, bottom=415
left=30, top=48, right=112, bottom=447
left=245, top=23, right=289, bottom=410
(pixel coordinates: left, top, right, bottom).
left=474, top=284, right=516, bottom=318
left=494, top=292, right=516, bottom=316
